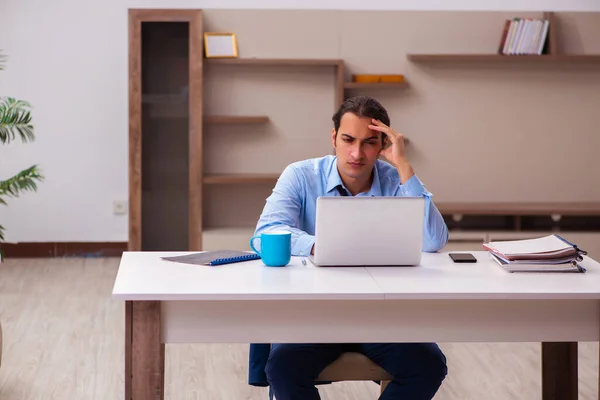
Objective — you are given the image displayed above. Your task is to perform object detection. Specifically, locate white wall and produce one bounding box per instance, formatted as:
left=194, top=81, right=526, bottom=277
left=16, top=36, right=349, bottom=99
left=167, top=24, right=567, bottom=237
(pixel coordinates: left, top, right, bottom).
left=0, top=0, right=598, bottom=243
left=0, top=1, right=131, bottom=242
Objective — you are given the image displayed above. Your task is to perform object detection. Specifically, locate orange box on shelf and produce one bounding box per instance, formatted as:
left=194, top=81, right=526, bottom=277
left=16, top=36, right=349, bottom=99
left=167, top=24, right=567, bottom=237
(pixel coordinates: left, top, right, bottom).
left=352, top=74, right=380, bottom=83
left=379, top=74, right=405, bottom=83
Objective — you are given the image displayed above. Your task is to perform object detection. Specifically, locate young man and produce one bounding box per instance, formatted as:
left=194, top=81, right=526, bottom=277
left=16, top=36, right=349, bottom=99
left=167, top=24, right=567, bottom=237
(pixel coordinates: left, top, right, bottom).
left=250, top=96, right=449, bottom=400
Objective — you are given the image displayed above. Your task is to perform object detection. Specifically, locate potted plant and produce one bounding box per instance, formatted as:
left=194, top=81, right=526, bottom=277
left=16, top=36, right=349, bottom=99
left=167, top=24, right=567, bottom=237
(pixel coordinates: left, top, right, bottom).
left=0, top=50, right=44, bottom=261
left=0, top=49, right=44, bottom=368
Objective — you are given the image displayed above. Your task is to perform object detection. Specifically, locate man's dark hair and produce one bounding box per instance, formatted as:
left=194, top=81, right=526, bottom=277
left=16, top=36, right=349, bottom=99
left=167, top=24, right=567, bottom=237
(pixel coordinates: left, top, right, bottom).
left=332, top=96, right=390, bottom=143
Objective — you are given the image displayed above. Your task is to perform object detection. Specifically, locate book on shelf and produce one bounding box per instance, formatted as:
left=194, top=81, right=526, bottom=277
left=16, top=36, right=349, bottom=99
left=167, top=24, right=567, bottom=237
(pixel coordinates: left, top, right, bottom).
left=497, top=17, right=550, bottom=55
left=483, top=234, right=587, bottom=273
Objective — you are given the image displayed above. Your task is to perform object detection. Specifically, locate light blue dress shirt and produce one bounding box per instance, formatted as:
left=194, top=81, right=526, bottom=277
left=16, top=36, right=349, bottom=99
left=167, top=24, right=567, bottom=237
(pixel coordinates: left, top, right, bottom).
left=254, top=155, right=449, bottom=256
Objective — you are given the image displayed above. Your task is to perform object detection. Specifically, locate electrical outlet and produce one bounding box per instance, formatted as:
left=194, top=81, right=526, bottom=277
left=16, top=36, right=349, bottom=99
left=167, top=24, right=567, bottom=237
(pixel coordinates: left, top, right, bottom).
left=113, top=200, right=128, bottom=215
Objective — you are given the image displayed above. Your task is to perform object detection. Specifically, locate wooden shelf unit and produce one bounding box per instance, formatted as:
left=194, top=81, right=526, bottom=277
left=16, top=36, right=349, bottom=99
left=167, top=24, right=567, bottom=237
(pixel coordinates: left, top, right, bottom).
left=407, top=12, right=600, bottom=64
left=129, top=9, right=600, bottom=254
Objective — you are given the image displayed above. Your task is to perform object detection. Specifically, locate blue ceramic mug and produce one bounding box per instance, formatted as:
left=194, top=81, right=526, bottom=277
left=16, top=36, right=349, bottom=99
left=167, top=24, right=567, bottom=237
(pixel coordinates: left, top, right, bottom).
left=249, top=231, right=292, bottom=267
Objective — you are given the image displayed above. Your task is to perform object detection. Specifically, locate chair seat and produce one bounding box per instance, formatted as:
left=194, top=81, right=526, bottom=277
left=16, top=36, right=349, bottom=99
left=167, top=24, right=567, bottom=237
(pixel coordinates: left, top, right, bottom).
left=316, top=352, right=392, bottom=382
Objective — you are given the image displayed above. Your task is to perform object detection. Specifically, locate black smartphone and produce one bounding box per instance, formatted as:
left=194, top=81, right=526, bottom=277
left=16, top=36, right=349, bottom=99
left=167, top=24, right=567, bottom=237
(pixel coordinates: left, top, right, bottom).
left=449, top=253, right=477, bottom=263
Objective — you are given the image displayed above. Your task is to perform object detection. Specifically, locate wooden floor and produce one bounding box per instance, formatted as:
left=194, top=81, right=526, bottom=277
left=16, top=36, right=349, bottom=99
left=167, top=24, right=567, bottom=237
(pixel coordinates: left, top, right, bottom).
left=0, top=257, right=597, bottom=400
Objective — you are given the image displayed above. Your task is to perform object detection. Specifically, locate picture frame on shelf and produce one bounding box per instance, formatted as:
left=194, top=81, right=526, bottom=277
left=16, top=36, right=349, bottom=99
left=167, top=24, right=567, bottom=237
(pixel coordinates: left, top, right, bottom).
left=204, top=32, right=238, bottom=58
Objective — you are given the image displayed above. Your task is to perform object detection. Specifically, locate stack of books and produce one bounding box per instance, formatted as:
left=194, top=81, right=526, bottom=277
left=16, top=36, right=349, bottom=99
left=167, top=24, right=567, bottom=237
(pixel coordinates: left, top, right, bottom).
left=497, top=17, right=550, bottom=55
left=483, top=234, right=587, bottom=273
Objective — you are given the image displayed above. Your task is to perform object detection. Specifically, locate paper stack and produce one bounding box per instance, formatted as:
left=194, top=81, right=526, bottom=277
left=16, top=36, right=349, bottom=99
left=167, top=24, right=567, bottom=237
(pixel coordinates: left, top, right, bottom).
left=483, top=234, right=587, bottom=273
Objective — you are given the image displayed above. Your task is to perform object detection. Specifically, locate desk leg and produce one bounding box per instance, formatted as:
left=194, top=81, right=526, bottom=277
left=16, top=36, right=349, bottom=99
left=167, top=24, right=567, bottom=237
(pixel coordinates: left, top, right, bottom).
left=125, top=300, right=164, bottom=400
left=125, top=301, right=132, bottom=400
left=541, top=342, right=578, bottom=400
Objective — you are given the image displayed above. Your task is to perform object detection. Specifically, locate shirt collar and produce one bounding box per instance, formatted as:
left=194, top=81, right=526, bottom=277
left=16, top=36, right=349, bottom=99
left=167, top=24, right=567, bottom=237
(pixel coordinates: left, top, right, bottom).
left=326, top=157, right=383, bottom=197
left=326, top=157, right=345, bottom=194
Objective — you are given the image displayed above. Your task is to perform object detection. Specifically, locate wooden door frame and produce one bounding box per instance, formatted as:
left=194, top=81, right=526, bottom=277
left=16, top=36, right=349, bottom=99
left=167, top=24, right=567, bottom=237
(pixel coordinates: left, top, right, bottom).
left=128, top=8, right=204, bottom=253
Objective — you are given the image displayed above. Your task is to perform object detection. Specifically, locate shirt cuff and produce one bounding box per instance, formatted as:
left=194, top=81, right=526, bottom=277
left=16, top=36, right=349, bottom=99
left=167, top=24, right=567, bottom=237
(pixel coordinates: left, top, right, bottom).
left=399, top=174, right=432, bottom=197
left=294, top=233, right=316, bottom=256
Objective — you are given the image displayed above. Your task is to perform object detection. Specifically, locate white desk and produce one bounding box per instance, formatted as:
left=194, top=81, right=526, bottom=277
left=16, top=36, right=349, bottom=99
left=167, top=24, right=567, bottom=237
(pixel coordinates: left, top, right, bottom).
left=112, top=250, right=600, bottom=400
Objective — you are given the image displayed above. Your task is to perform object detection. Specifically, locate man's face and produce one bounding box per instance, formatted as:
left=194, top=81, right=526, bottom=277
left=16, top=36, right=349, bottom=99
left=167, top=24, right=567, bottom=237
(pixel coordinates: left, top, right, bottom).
left=331, top=112, right=384, bottom=182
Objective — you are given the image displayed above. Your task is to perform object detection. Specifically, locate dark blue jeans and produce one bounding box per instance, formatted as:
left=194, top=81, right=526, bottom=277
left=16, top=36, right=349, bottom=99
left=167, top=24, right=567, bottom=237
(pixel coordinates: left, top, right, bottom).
left=265, top=343, right=447, bottom=400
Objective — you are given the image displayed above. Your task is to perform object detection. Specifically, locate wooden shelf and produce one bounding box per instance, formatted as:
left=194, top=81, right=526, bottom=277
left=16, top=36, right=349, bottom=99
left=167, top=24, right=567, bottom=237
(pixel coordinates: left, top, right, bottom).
left=344, top=82, right=408, bottom=89
left=437, top=202, right=600, bottom=216
left=203, top=174, right=279, bottom=184
left=407, top=54, right=600, bottom=63
left=206, top=58, right=342, bottom=66
left=407, top=12, right=600, bottom=65
left=204, top=116, right=270, bottom=124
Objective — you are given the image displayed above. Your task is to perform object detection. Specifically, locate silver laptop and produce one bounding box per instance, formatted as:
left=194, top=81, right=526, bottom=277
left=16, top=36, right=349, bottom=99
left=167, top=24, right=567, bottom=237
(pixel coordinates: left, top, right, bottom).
left=309, top=196, right=425, bottom=266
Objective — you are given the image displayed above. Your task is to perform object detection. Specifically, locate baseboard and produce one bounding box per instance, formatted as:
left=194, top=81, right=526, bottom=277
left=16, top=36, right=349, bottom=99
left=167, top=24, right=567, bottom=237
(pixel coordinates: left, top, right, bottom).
left=0, top=242, right=128, bottom=258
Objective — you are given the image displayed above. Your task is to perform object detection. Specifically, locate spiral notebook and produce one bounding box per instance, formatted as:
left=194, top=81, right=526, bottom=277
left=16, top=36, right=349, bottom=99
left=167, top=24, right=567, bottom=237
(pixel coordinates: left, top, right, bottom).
left=161, top=250, right=260, bottom=266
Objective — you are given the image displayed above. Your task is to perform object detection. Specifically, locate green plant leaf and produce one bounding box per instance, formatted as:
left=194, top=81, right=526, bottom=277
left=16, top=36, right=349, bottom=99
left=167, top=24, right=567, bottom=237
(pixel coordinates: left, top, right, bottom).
left=0, top=97, right=34, bottom=144
left=0, top=50, right=41, bottom=256
left=0, top=165, right=44, bottom=204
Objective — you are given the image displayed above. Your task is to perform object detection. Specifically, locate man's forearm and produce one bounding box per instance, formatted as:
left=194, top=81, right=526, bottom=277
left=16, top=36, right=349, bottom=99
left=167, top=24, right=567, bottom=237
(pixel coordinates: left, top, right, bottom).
left=395, top=157, right=415, bottom=184
left=422, top=201, right=449, bottom=252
